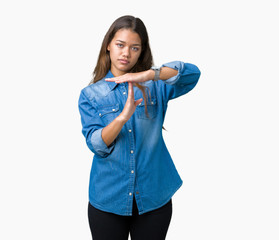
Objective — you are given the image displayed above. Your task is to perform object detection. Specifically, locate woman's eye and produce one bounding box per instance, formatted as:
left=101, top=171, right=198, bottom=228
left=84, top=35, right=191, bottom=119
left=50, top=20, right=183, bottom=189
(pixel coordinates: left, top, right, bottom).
left=116, top=44, right=124, bottom=48
left=132, top=47, right=139, bottom=51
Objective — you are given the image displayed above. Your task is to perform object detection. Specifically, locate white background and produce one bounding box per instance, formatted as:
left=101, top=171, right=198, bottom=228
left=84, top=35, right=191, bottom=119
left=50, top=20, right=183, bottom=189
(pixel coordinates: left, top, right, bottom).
left=1, top=0, right=278, bottom=239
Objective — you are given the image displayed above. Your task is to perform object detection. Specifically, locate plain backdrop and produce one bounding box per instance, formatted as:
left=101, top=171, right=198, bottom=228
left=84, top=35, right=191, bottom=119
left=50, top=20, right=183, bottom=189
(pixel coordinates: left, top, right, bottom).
left=0, top=0, right=278, bottom=239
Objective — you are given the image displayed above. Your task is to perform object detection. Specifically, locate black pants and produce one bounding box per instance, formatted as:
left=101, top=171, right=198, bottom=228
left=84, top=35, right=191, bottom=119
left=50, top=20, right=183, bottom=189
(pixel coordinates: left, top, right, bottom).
left=88, top=196, right=172, bottom=240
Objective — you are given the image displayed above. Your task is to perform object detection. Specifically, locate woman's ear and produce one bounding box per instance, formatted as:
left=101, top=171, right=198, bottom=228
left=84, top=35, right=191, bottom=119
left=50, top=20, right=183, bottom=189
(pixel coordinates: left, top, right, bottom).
left=107, top=45, right=110, bottom=51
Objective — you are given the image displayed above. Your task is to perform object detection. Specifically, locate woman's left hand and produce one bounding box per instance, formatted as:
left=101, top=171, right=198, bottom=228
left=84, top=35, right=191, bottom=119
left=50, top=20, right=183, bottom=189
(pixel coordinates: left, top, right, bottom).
left=105, top=70, right=153, bottom=84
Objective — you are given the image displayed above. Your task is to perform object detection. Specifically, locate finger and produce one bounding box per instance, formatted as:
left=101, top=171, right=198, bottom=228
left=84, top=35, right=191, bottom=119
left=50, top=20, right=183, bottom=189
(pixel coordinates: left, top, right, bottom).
left=115, top=77, right=131, bottom=83
left=105, top=78, right=125, bottom=83
left=105, top=78, right=114, bottom=82
left=135, top=98, right=143, bottom=107
left=105, top=77, right=120, bottom=82
left=127, top=82, right=134, bottom=100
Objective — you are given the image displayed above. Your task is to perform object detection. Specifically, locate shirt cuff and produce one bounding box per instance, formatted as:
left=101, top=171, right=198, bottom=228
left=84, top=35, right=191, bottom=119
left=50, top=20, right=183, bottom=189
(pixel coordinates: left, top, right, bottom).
left=91, top=128, right=115, bottom=157
left=161, top=61, right=184, bottom=85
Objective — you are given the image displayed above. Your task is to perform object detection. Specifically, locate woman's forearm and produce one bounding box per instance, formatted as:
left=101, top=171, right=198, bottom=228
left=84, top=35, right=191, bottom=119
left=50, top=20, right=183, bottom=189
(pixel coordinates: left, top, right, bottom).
left=101, top=114, right=127, bottom=147
left=147, top=67, right=178, bottom=81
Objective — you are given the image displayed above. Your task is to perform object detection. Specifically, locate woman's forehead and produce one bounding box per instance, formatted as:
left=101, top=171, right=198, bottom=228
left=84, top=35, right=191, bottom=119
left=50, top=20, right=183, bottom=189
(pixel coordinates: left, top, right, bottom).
left=113, top=29, right=141, bottom=45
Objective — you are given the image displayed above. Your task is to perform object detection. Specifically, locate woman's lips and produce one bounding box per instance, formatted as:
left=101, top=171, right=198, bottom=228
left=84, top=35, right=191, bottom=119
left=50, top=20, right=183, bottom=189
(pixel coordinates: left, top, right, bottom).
left=119, top=59, right=129, bottom=64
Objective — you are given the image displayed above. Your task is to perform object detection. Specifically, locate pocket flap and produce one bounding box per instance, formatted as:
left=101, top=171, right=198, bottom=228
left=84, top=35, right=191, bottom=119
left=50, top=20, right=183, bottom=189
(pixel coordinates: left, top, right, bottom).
left=98, top=104, right=120, bottom=117
left=137, top=98, right=157, bottom=107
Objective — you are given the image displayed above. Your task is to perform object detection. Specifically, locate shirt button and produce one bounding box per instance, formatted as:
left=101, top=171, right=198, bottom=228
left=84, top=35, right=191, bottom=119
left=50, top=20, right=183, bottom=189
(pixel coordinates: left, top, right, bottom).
left=99, top=113, right=101, bottom=116
left=138, top=102, right=142, bottom=106
left=151, top=101, right=154, bottom=105
left=130, top=150, right=134, bottom=154
left=131, top=170, right=134, bottom=174
left=112, top=109, right=115, bottom=111
left=123, top=92, right=126, bottom=95
left=129, top=129, right=132, bottom=132
left=129, top=192, right=132, bottom=196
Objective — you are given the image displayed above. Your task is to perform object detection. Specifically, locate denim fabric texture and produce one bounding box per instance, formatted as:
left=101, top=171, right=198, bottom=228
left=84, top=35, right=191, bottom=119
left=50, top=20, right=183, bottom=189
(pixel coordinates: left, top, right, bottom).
left=78, top=61, right=201, bottom=216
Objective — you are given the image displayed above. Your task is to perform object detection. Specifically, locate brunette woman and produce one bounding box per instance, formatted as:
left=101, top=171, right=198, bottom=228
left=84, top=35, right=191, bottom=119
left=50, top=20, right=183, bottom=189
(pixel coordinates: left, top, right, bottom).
left=78, top=15, right=201, bottom=240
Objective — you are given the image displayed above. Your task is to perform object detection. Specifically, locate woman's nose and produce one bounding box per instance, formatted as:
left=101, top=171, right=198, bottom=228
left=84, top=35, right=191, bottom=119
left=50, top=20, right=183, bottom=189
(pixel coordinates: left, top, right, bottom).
left=122, top=47, right=130, bottom=58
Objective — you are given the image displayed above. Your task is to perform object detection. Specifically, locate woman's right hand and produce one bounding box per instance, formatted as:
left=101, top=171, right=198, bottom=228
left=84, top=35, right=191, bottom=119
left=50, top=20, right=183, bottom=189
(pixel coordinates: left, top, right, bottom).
left=101, top=83, right=142, bottom=147
left=118, top=82, right=143, bottom=122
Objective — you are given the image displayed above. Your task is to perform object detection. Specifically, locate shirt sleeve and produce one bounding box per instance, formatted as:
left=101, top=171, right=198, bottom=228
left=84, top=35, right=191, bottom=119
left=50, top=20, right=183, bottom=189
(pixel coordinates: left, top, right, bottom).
left=159, top=61, right=201, bottom=102
left=78, top=90, right=115, bottom=157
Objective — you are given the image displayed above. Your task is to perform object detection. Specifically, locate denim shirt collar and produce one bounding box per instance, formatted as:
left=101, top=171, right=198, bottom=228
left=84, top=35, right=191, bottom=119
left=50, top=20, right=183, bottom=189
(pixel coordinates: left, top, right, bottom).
left=105, top=70, right=118, bottom=91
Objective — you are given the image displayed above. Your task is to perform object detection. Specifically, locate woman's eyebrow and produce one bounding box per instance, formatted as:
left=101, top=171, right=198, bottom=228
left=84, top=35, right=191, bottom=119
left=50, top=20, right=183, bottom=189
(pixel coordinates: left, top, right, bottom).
left=116, top=40, right=141, bottom=46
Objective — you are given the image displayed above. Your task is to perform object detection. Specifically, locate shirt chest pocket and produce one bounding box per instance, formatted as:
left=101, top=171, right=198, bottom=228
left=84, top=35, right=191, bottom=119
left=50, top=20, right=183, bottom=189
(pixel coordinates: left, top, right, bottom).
left=98, top=104, right=120, bottom=125
left=136, top=98, right=157, bottom=120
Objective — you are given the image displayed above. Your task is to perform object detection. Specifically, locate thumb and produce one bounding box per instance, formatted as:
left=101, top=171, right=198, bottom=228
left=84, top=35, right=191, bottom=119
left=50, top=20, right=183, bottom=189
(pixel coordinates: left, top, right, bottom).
left=134, top=98, right=143, bottom=107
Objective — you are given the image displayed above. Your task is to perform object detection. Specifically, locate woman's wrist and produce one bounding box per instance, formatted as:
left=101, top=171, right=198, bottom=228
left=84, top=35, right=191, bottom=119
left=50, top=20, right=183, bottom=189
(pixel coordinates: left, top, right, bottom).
left=116, top=113, right=130, bottom=124
left=146, top=69, right=155, bottom=81
left=147, top=67, right=178, bottom=81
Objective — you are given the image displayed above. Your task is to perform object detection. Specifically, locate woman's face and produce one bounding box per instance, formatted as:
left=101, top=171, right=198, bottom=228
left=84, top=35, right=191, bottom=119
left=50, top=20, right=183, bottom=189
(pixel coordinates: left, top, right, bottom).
left=107, top=28, right=142, bottom=76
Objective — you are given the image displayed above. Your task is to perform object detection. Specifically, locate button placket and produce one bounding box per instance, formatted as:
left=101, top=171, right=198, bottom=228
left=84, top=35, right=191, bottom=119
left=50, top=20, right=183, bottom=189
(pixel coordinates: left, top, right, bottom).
left=126, top=121, right=135, bottom=212
left=120, top=83, right=136, bottom=214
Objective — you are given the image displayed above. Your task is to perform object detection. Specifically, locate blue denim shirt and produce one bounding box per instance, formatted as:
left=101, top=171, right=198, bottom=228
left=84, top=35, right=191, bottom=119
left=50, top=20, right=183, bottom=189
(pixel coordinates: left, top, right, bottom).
left=78, top=61, right=201, bottom=216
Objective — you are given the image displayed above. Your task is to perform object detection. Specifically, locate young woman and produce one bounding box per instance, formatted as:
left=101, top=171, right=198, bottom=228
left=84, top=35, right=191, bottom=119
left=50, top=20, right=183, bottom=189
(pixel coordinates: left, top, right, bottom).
left=78, top=15, right=201, bottom=240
